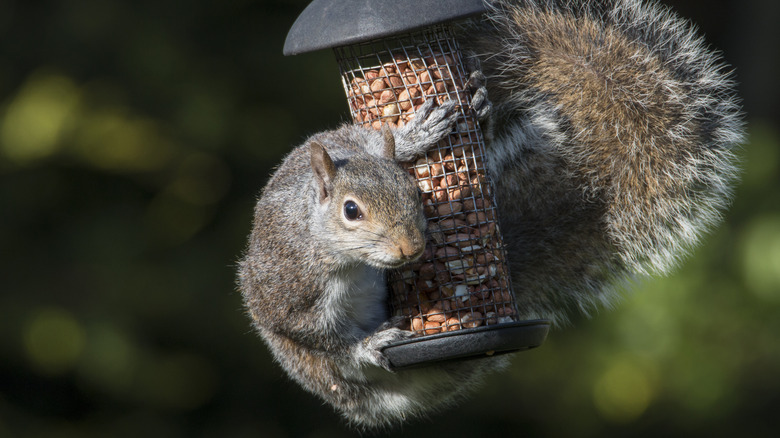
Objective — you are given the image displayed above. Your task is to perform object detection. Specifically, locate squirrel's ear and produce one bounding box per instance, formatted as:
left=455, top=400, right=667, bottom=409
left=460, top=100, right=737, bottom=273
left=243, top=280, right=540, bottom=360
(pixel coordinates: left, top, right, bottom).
left=381, top=124, right=396, bottom=160
left=310, top=141, right=336, bottom=204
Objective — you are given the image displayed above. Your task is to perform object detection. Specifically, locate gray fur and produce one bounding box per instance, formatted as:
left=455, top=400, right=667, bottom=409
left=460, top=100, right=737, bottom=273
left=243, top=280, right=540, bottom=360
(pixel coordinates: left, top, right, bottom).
left=461, top=0, right=743, bottom=324
left=238, top=99, right=490, bottom=428
left=238, top=0, right=744, bottom=428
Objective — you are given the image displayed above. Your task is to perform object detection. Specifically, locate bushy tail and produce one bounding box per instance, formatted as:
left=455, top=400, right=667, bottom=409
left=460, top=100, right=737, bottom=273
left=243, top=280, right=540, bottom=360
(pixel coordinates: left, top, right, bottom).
left=461, top=0, right=744, bottom=322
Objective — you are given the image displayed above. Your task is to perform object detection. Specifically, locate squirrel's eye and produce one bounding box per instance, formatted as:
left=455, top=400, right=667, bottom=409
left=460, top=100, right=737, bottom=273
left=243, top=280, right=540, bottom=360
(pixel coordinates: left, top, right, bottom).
left=344, top=200, right=362, bottom=221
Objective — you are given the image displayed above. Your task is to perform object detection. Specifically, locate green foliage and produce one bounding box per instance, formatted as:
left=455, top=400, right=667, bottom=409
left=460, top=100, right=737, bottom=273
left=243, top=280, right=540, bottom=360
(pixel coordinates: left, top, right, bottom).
left=0, top=1, right=777, bottom=437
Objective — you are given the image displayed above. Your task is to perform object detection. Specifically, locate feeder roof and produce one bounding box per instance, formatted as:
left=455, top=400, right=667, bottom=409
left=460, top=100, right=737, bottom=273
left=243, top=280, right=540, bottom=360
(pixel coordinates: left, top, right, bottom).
left=283, top=0, right=488, bottom=56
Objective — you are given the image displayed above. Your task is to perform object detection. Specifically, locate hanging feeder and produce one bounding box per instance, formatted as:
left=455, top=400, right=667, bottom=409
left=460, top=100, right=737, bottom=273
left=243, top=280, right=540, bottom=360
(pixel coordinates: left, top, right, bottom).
left=284, top=0, right=549, bottom=370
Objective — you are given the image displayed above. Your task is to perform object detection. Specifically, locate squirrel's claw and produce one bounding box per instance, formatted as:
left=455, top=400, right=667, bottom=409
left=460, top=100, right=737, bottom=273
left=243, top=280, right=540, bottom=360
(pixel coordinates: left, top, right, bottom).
left=414, top=98, right=460, bottom=135
left=361, top=326, right=414, bottom=372
left=393, top=98, right=460, bottom=161
left=466, top=70, right=492, bottom=121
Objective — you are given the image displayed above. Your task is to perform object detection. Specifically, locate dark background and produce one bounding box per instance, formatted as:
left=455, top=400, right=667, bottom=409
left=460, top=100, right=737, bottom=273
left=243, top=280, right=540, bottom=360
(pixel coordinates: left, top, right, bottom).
left=1, top=0, right=778, bottom=437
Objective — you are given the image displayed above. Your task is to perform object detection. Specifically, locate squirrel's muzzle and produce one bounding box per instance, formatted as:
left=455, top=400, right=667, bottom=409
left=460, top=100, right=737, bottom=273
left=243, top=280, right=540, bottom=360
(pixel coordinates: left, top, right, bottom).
left=395, top=228, right=426, bottom=263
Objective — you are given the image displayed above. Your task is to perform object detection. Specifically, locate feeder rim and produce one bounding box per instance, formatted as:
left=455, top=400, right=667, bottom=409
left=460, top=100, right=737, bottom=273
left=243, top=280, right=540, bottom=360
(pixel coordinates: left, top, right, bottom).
left=283, top=0, right=488, bottom=56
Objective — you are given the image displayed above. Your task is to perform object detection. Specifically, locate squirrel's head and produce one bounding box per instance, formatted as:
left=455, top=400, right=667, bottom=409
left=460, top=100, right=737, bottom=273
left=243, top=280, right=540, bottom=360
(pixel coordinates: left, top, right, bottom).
left=309, top=130, right=426, bottom=269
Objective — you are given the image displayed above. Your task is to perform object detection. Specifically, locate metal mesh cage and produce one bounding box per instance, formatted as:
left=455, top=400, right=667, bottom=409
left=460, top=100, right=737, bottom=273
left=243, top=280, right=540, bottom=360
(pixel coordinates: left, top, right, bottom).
left=335, top=25, right=519, bottom=336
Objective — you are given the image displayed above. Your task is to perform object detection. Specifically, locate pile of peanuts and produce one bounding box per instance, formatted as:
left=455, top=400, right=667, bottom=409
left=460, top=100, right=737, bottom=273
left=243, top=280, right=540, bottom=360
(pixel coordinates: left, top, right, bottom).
left=345, top=50, right=518, bottom=336
left=347, top=52, right=456, bottom=130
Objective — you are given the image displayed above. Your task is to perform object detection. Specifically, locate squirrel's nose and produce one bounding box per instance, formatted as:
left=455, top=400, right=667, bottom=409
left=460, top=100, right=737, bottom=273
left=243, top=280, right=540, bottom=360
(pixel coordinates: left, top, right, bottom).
left=398, top=232, right=425, bottom=261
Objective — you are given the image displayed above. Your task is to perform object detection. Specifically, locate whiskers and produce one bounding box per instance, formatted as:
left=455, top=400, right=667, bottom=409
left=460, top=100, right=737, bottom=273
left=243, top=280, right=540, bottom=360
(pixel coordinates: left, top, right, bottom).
left=335, top=232, right=406, bottom=268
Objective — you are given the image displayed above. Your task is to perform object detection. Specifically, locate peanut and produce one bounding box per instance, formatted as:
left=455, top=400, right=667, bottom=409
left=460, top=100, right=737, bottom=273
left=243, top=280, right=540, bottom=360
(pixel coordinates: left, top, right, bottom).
left=436, top=201, right=462, bottom=217
left=438, top=217, right=468, bottom=232
left=382, top=103, right=400, bottom=122
left=434, top=246, right=460, bottom=261
left=427, top=312, right=447, bottom=323
left=445, top=232, right=475, bottom=248
left=379, top=89, right=396, bottom=104
left=370, top=78, right=386, bottom=93
left=365, top=70, right=379, bottom=81
left=449, top=185, right=470, bottom=201
left=424, top=321, right=442, bottom=335
left=402, top=70, right=418, bottom=85
left=466, top=211, right=487, bottom=225
left=461, top=311, right=483, bottom=329
left=412, top=316, right=424, bottom=332
left=418, top=263, right=436, bottom=280
left=442, top=173, right=459, bottom=188
left=418, top=179, right=435, bottom=193
left=432, top=188, right=448, bottom=203
left=387, top=74, right=403, bottom=88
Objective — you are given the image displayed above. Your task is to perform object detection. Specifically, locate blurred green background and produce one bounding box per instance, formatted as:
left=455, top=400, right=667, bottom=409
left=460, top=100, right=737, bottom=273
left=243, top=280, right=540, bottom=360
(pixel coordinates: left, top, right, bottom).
left=0, top=0, right=778, bottom=437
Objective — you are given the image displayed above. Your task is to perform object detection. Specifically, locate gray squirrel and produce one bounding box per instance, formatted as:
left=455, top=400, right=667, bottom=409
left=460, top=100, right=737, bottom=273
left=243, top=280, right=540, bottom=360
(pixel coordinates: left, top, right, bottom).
left=237, top=0, right=743, bottom=428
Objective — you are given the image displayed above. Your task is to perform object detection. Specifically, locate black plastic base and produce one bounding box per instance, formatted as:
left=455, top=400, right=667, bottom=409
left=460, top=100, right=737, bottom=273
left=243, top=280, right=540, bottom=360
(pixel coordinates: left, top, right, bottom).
left=382, top=319, right=550, bottom=370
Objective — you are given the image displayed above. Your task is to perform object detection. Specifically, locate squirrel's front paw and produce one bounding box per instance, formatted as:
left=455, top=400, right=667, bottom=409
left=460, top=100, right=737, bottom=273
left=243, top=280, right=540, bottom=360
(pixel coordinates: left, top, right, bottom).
left=393, top=99, right=460, bottom=161
left=361, top=326, right=414, bottom=372
left=415, top=98, right=461, bottom=140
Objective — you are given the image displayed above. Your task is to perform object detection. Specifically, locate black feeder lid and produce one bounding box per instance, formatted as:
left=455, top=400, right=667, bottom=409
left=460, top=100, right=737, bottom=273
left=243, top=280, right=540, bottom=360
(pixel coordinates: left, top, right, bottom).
left=283, top=0, right=488, bottom=55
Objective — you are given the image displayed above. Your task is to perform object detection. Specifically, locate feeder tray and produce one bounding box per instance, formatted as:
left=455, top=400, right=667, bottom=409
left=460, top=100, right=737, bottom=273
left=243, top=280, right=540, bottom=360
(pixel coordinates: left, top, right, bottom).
left=383, top=319, right=550, bottom=370
left=284, top=0, right=551, bottom=369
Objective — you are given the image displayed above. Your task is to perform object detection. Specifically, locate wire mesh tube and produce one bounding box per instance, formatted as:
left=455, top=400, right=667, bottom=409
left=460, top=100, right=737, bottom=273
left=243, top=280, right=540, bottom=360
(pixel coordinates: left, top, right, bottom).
left=335, top=25, right=519, bottom=337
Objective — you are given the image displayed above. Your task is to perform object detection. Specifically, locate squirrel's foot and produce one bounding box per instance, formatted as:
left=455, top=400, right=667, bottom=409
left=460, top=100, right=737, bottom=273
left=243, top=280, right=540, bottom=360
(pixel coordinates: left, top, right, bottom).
left=393, top=98, right=460, bottom=161
left=360, top=325, right=414, bottom=372
left=466, top=70, right=492, bottom=121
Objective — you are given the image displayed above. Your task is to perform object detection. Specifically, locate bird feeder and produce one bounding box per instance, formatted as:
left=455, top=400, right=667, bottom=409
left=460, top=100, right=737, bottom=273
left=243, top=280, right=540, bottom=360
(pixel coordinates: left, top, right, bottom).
left=284, top=0, right=549, bottom=370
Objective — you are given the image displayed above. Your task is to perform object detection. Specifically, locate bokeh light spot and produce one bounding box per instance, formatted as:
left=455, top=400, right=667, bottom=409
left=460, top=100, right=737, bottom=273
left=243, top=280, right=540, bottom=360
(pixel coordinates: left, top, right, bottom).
left=73, top=108, right=177, bottom=172
left=740, top=121, right=779, bottom=189
left=77, top=323, right=137, bottom=395
left=0, top=71, right=80, bottom=164
left=23, top=308, right=86, bottom=375
left=593, top=357, right=657, bottom=423
left=741, top=215, right=780, bottom=302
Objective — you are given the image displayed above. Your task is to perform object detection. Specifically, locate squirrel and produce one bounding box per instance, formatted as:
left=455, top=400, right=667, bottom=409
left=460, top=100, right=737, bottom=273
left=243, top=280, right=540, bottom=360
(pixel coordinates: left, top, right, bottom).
left=238, top=98, right=492, bottom=426
left=238, top=0, right=744, bottom=429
